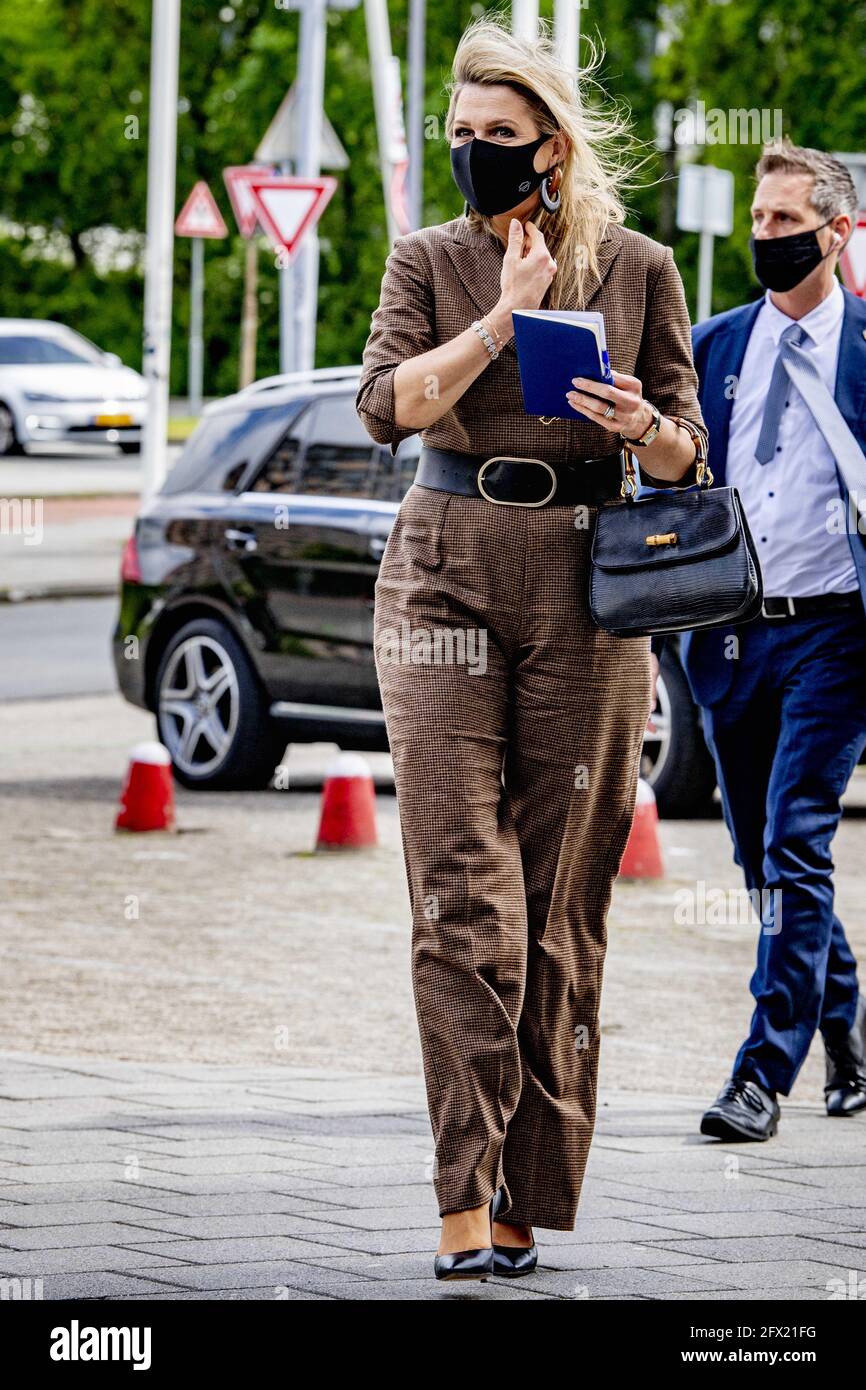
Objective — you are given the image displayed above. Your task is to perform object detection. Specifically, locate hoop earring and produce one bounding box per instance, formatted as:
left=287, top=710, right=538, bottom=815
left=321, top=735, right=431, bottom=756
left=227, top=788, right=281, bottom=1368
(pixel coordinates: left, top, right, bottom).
left=540, top=171, right=561, bottom=213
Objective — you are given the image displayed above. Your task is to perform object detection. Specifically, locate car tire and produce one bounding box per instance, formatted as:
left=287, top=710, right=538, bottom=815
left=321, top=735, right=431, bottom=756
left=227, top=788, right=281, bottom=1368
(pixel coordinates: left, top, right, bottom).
left=154, top=617, right=288, bottom=790
left=641, top=646, right=717, bottom=819
left=0, top=403, right=22, bottom=456
left=120, top=442, right=141, bottom=454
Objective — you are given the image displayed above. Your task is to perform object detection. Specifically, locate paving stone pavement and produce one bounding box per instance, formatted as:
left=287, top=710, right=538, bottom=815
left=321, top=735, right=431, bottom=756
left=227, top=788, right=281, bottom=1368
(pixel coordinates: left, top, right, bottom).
left=1, top=1051, right=865, bottom=1301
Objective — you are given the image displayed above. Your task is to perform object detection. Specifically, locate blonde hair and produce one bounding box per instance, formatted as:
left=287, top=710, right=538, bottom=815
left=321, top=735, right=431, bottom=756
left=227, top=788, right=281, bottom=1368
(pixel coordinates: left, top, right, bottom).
left=444, top=11, right=640, bottom=309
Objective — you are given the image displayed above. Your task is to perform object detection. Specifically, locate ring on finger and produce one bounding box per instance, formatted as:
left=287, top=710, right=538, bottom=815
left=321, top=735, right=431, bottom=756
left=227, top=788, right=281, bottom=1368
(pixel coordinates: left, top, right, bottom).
left=604, top=403, right=616, bottom=420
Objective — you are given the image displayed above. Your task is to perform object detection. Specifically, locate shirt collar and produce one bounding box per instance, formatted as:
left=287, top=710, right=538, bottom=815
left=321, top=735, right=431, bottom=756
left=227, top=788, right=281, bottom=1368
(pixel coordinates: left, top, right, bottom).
left=761, top=278, right=844, bottom=348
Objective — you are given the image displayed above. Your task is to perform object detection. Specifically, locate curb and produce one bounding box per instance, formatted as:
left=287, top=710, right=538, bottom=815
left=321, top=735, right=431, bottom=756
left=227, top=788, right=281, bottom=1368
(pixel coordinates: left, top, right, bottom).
left=0, top=584, right=117, bottom=604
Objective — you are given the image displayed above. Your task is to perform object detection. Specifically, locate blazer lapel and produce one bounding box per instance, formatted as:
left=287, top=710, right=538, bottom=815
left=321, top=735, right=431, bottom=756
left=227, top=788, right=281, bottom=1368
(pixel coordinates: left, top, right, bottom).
left=831, top=287, right=866, bottom=614
left=835, top=287, right=866, bottom=436
left=442, top=216, right=624, bottom=353
left=703, top=300, right=763, bottom=485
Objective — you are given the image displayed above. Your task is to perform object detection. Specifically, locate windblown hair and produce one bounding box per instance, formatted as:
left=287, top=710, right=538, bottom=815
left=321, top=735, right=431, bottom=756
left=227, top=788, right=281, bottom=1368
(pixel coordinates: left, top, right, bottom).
left=444, top=11, right=641, bottom=309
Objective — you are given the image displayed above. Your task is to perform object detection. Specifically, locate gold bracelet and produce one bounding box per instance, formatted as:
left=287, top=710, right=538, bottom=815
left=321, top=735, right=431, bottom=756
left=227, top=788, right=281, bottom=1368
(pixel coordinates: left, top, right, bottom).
left=480, top=313, right=504, bottom=351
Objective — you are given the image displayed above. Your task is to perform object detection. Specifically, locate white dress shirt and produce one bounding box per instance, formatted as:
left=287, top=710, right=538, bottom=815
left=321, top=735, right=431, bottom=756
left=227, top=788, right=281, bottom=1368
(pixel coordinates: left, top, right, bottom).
left=726, top=280, right=858, bottom=596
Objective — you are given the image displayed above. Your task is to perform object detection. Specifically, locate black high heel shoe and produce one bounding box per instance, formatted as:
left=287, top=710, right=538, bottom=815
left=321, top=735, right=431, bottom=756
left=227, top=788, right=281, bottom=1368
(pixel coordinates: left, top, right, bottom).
left=433, top=1194, right=495, bottom=1282
left=491, top=1185, right=538, bottom=1278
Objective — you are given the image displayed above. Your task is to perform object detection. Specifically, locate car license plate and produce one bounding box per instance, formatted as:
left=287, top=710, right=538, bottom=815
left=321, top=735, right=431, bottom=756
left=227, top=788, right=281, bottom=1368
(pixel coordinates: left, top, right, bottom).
left=94, top=413, right=133, bottom=427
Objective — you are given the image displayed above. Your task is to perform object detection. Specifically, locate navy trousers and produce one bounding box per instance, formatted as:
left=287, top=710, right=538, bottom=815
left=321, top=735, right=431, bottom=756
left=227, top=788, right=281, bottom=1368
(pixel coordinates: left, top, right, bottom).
left=700, top=606, right=866, bottom=1096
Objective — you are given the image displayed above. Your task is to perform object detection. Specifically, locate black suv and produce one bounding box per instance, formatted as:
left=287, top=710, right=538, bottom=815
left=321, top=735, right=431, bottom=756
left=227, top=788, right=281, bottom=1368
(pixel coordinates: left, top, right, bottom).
left=112, top=368, right=717, bottom=816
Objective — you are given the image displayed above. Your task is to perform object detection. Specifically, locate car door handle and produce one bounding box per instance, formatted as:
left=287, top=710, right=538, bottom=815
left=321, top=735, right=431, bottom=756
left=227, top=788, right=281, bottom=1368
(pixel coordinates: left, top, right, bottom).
left=224, top=527, right=258, bottom=553
left=367, top=535, right=387, bottom=560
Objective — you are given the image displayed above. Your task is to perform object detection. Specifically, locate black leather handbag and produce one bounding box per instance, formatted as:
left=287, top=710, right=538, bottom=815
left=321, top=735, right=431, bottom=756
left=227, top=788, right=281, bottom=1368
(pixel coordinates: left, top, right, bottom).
left=589, top=430, right=763, bottom=638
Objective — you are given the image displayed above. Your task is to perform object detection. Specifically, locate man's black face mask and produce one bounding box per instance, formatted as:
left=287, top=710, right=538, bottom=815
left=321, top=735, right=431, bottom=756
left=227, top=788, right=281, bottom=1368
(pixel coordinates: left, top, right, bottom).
left=749, top=218, right=837, bottom=292
left=450, top=133, right=552, bottom=216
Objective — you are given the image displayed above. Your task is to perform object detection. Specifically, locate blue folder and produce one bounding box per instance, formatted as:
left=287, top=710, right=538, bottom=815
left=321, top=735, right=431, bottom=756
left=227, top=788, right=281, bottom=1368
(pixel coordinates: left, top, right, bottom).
left=512, top=310, right=615, bottom=422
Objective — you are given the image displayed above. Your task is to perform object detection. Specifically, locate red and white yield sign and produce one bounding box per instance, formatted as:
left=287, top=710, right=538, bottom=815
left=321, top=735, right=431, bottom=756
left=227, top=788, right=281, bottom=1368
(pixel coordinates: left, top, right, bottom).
left=223, top=165, right=274, bottom=238
left=248, top=175, right=337, bottom=261
left=174, top=181, right=228, bottom=239
left=840, top=213, right=866, bottom=299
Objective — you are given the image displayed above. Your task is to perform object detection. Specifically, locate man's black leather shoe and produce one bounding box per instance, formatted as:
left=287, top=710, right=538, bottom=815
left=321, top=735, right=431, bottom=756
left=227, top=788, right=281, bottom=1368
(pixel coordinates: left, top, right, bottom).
left=433, top=1193, right=494, bottom=1282
left=700, top=1077, right=780, bottom=1141
left=825, top=994, right=866, bottom=1117
left=491, top=1185, right=538, bottom=1278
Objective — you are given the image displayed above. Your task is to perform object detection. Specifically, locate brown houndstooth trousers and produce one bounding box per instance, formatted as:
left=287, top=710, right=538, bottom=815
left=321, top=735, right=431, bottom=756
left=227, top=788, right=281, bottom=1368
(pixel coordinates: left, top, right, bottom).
left=373, top=481, right=653, bottom=1231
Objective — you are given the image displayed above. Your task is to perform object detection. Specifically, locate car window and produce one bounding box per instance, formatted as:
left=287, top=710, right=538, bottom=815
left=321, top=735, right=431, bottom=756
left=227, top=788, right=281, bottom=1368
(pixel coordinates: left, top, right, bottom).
left=294, top=394, right=377, bottom=497
left=247, top=412, right=310, bottom=493
left=370, top=452, right=397, bottom=501
left=368, top=437, right=420, bottom=501
left=0, top=335, right=93, bottom=366
left=395, top=439, right=421, bottom=498
left=161, top=404, right=299, bottom=495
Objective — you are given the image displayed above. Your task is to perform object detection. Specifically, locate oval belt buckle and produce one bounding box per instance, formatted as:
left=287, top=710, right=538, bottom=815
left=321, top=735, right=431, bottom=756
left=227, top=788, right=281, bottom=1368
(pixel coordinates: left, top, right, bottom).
left=476, top=456, right=558, bottom=507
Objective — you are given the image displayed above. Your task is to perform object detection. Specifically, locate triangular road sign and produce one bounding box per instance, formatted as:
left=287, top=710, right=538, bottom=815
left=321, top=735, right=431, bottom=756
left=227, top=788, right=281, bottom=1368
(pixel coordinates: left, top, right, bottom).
left=255, top=87, right=348, bottom=170
left=175, top=181, right=228, bottom=239
left=223, top=165, right=275, bottom=239
left=248, top=175, right=337, bottom=261
left=840, top=214, right=866, bottom=298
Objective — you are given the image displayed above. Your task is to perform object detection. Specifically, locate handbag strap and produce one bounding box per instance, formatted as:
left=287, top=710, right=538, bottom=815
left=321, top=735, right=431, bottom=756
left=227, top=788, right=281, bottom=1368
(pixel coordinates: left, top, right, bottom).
left=619, top=418, right=713, bottom=502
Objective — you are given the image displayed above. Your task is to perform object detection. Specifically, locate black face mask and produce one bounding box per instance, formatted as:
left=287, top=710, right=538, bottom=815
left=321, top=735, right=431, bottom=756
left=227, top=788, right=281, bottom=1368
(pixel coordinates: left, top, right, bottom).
left=750, top=219, right=837, bottom=292
left=450, top=133, right=552, bottom=216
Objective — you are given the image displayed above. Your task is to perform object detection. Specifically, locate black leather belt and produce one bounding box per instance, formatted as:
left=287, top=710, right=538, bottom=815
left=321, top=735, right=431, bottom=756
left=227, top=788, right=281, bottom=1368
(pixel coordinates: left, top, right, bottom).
left=414, top=444, right=625, bottom=508
left=760, top=593, right=862, bottom=619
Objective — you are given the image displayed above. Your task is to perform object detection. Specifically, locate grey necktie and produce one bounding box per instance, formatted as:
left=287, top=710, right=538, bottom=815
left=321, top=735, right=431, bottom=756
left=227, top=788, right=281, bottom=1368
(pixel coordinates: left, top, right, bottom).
left=754, top=322, right=809, bottom=464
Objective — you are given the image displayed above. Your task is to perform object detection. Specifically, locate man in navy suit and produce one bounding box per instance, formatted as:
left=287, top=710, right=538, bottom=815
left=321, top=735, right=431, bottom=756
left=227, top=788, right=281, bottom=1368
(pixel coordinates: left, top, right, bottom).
left=682, top=140, right=866, bottom=1140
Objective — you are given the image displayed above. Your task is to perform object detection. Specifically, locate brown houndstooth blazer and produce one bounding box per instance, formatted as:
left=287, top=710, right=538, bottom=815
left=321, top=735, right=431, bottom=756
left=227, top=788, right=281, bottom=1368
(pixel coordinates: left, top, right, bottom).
left=355, top=214, right=707, bottom=484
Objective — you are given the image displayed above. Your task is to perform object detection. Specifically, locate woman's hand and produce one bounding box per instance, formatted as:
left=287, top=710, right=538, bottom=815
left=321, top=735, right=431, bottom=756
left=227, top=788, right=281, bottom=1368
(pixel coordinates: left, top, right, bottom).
left=498, top=218, right=557, bottom=314
left=566, top=370, right=653, bottom=440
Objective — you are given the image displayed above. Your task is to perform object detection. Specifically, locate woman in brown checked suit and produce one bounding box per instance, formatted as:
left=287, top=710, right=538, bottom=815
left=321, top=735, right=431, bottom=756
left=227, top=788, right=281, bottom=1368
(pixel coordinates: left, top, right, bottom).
left=355, top=14, right=707, bottom=1282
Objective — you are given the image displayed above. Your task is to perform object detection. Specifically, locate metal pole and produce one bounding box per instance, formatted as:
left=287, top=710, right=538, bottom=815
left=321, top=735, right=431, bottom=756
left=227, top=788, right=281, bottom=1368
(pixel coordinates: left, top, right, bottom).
left=554, top=0, right=580, bottom=73
left=239, top=238, right=259, bottom=388
left=141, top=0, right=180, bottom=501
left=366, top=0, right=399, bottom=247
left=407, top=0, right=425, bottom=231
left=697, top=229, right=714, bottom=322
left=278, top=158, right=294, bottom=374
left=188, top=236, right=204, bottom=416
left=512, top=0, right=538, bottom=41
left=293, top=0, right=327, bottom=375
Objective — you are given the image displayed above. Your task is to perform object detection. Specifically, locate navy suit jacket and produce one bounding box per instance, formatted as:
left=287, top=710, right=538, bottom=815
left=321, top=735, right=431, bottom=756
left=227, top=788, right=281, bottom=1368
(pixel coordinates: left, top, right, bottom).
left=680, top=286, right=866, bottom=708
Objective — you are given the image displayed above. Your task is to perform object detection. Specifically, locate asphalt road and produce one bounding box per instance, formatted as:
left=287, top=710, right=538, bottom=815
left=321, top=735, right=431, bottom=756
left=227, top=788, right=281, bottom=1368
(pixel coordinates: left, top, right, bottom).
left=1, top=686, right=863, bottom=1103
left=0, top=596, right=119, bottom=700
left=0, top=443, right=144, bottom=496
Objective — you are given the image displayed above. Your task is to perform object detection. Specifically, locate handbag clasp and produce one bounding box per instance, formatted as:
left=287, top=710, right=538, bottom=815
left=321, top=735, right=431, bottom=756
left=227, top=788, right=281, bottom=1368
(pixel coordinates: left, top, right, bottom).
left=645, top=532, right=678, bottom=546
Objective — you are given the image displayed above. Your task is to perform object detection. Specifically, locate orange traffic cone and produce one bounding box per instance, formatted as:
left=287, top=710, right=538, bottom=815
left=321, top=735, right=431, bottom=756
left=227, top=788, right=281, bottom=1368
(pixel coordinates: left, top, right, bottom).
left=618, top=778, right=663, bottom=879
left=115, top=742, right=176, bottom=833
left=315, top=753, right=378, bottom=850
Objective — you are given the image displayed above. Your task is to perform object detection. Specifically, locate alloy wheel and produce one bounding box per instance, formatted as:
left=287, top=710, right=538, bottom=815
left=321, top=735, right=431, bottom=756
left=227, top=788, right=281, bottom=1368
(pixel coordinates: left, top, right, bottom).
left=640, top=670, right=672, bottom=788
left=158, top=634, right=240, bottom=777
left=0, top=405, right=16, bottom=455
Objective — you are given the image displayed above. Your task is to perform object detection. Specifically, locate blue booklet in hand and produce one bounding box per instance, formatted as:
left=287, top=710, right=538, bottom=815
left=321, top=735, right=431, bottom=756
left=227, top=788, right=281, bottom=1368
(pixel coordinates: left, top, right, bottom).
left=512, top=309, right=615, bottom=422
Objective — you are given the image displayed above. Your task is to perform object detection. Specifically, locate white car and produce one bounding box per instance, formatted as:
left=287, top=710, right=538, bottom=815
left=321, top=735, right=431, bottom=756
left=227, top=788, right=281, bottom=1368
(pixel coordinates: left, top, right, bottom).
left=0, top=319, right=148, bottom=455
